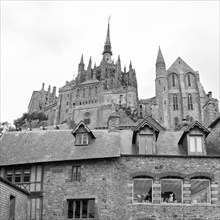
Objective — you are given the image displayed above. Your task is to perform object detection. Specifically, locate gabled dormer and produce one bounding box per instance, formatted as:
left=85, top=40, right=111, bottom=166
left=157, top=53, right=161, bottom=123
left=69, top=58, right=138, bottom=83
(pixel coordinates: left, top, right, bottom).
left=72, top=121, right=95, bottom=146
left=178, top=120, right=210, bottom=155
left=132, top=117, right=165, bottom=154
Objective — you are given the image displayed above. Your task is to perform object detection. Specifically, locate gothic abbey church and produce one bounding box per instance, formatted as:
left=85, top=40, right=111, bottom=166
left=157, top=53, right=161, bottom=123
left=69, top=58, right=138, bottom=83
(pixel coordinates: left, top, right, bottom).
left=28, top=22, right=219, bottom=130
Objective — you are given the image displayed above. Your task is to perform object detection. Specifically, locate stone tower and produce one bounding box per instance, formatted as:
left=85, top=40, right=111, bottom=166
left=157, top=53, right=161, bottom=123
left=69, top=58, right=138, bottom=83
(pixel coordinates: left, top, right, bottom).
left=155, top=47, right=169, bottom=128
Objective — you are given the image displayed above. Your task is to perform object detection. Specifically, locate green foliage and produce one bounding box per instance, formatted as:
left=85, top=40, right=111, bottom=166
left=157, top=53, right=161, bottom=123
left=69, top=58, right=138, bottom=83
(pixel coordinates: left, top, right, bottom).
left=14, top=112, right=48, bottom=130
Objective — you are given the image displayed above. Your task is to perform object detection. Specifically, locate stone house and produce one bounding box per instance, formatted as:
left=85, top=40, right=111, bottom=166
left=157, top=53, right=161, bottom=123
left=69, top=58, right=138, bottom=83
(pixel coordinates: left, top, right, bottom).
left=0, top=115, right=219, bottom=220
left=0, top=176, right=29, bottom=220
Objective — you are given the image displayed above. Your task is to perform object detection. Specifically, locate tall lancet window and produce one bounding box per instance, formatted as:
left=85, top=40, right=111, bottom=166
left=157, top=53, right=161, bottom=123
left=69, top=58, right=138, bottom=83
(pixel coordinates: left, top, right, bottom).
left=188, top=94, right=193, bottom=110
left=173, top=94, right=178, bottom=110
left=188, top=74, right=191, bottom=87
left=172, top=74, right=176, bottom=87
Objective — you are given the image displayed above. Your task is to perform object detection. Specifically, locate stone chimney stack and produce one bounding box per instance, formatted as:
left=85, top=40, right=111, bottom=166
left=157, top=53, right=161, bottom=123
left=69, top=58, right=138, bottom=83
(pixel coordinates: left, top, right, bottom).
left=107, top=111, right=120, bottom=132
left=208, top=91, right=212, bottom=99
left=178, top=118, right=191, bottom=131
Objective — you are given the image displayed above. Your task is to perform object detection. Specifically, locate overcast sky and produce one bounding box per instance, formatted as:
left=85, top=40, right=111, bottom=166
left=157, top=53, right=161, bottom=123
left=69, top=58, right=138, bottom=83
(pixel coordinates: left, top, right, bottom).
left=1, top=1, right=219, bottom=124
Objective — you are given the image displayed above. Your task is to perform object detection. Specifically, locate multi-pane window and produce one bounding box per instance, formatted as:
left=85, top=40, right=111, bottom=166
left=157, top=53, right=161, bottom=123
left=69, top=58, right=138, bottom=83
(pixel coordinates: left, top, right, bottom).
left=75, top=133, right=88, bottom=145
left=161, top=179, right=182, bottom=203
left=133, top=179, right=153, bottom=203
left=190, top=179, right=210, bottom=204
left=14, top=170, right=22, bottom=183
left=72, top=166, right=81, bottom=182
left=67, top=199, right=95, bottom=219
left=6, top=171, right=13, bottom=182
left=189, top=136, right=204, bottom=155
left=172, top=74, right=175, bottom=87
left=188, top=94, right=193, bottom=110
left=173, top=94, right=178, bottom=110
left=6, top=169, right=31, bottom=183
left=139, top=134, right=154, bottom=154
left=23, top=169, right=31, bottom=182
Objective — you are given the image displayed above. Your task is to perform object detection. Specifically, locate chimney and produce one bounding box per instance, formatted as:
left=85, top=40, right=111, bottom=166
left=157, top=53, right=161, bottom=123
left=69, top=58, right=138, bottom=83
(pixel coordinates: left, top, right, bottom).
left=107, top=111, right=120, bottom=132
left=178, top=118, right=191, bottom=131
left=208, top=91, right=212, bottom=99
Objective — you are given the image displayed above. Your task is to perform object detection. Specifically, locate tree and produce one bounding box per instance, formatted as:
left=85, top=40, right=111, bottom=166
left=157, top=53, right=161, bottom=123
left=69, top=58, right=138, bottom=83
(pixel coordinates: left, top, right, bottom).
left=14, top=112, right=48, bottom=131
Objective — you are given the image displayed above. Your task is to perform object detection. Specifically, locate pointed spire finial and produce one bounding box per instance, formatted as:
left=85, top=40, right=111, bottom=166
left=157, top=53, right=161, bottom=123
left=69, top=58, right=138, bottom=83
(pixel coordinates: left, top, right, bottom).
left=129, top=60, right=132, bottom=69
left=80, top=54, right=84, bottom=64
left=156, top=46, right=165, bottom=66
left=102, top=17, right=112, bottom=56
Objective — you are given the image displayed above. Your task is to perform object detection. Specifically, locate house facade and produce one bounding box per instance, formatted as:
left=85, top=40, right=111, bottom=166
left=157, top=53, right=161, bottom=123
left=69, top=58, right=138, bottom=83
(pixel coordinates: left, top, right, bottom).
left=0, top=117, right=220, bottom=220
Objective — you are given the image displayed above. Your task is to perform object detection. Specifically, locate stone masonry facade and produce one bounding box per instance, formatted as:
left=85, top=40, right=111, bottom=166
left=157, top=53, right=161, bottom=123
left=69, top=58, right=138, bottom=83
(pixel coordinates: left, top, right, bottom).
left=0, top=179, right=29, bottom=220
left=42, top=156, right=220, bottom=220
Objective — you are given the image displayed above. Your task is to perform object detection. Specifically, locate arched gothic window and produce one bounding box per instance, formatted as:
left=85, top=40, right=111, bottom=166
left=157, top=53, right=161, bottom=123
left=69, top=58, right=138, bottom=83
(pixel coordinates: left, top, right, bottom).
left=174, top=117, right=179, bottom=128
left=173, top=94, right=178, bottom=110
left=172, top=74, right=175, bottom=87
left=83, top=88, right=86, bottom=98
left=188, top=74, right=191, bottom=87
left=188, top=94, right=193, bottom=110
left=88, top=87, right=91, bottom=97
left=76, top=89, right=79, bottom=98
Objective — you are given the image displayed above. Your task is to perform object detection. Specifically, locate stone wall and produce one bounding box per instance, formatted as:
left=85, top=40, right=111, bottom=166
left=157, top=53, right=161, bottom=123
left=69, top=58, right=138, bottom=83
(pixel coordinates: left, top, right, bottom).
left=0, top=180, right=29, bottom=220
left=42, top=156, right=220, bottom=220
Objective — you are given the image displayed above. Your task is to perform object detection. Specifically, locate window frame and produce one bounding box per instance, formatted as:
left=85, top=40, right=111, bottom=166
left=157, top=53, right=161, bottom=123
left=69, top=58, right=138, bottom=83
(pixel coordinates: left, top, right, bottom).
left=173, top=94, right=178, bottom=110
left=188, top=94, right=193, bottom=110
left=190, top=178, right=211, bottom=204
left=67, top=199, right=95, bottom=219
left=188, top=135, right=205, bottom=155
left=188, top=74, right=191, bottom=87
left=71, top=166, right=81, bottom=182
left=172, top=73, right=176, bottom=87
left=133, top=178, right=153, bottom=204
left=160, top=178, right=183, bottom=204
left=75, top=133, right=89, bottom=146
left=138, top=134, right=155, bottom=155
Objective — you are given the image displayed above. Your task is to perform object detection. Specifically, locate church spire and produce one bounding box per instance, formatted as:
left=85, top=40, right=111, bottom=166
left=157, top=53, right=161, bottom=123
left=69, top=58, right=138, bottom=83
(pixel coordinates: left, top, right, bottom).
left=103, top=16, right=112, bottom=56
left=156, top=46, right=166, bottom=69
left=80, top=54, right=84, bottom=64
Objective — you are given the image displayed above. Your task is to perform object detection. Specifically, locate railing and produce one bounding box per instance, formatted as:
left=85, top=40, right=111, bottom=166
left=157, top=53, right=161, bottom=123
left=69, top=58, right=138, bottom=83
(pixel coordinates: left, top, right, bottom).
left=16, top=182, right=42, bottom=192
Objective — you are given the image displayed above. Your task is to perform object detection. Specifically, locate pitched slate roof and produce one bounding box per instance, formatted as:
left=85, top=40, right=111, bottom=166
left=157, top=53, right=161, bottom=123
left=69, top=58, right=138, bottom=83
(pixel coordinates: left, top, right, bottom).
left=167, top=57, right=195, bottom=74
left=72, top=121, right=96, bottom=139
left=208, top=116, right=220, bottom=128
left=0, top=130, right=121, bottom=166
left=178, top=120, right=210, bottom=144
left=133, top=116, right=165, bottom=133
left=156, top=131, right=186, bottom=155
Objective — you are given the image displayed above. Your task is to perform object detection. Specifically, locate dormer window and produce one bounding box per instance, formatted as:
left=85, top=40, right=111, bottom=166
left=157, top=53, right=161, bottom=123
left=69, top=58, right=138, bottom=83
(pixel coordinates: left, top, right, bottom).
left=178, top=121, right=209, bottom=156
left=132, top=116, right=165, bottom=155
left=139, top=134, right=154, bottom=154
left=72, top=121, right=95, bottom=146
left=76, top=133, right=88, bottom=145
left=189, top=135, right=204, bottom=155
